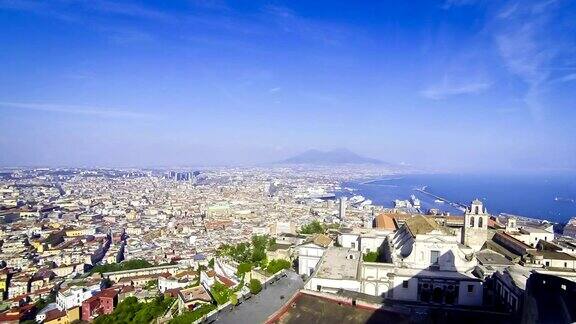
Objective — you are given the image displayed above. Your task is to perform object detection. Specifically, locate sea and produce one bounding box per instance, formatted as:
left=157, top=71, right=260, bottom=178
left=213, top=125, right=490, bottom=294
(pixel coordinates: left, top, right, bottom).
left=341, top=173, right=576, bottom=224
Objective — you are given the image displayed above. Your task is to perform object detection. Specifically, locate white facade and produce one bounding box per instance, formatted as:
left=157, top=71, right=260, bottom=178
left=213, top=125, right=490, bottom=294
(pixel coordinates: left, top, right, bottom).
left=512, top=229, right=554, bottom=247
left=296, top=243, right=326, bottom=275
left=158, top=276, right=189, bottom=292
left=338, top=233, right=360, bottom=250
left=338, top=228, right=391, bottom=254
left=56, top=283, right=101, bottom=310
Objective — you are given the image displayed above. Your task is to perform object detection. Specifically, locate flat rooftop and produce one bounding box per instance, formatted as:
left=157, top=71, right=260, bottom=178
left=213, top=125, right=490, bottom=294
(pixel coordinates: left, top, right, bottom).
left=476, top=249, right=514, bottom=266
left=315, top=247, right=360, bottom=280
left=272, top=293, right=410, bottom=324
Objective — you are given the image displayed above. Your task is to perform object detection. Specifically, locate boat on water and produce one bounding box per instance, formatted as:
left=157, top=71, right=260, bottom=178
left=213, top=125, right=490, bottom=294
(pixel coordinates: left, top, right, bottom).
left=394, top=199, right=412, bottom=208
left=555, top=197, right=575, bottom=203
left=434, top=199, right=444, bottom=204
left=349, top=195, right=365, bottom=204
left=360, top=199, right=372, bottom=207
left=410, top=194, right=421, bottom=208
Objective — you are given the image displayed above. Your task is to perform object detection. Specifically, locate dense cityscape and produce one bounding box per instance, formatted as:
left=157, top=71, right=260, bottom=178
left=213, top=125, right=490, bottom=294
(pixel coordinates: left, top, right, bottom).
left=0, top=167, right=574, bottom=323
left=1, top=0, right=576, bottom=323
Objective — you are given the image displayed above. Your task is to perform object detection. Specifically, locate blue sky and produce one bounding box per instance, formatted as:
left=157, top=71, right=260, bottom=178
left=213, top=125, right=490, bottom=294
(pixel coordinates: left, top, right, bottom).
left=0, top=0, right=575, bottom=171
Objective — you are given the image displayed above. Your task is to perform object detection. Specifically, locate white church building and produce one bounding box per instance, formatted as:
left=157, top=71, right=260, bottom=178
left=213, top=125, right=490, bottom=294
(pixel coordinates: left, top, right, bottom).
left=304, top=201, right=488, bottom=307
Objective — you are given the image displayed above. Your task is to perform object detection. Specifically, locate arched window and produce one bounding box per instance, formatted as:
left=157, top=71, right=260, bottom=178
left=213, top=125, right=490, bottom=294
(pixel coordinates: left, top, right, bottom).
left=475, top=206, right=480, bottom=214
left=478, top=217, right=483, bottom=228
left=470, top=217, right=474, bottom=227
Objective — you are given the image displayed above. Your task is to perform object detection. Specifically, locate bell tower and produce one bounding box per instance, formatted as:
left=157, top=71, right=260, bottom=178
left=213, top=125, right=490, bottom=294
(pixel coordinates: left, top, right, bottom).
left=462, top=199, right=489, bottom=251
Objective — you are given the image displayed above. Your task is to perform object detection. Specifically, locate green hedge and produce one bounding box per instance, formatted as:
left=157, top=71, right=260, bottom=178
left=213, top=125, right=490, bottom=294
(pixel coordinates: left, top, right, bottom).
left=249, top=279, right=262, bottom=295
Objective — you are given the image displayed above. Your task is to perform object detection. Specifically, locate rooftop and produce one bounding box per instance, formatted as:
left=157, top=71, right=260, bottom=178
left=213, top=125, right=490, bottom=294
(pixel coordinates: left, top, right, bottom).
left=315, top=247, right=360, bottom=280
left=404, top=215, right=446, bottom=236
left=374, top=213, right=397, bottom=230
left=179, top=285, right=212, bottom=303
left=303, top=234, right=332, bottom=248
left=271, top=292, right=410, bottom=324
left=476, top=249, right=514, bottom=266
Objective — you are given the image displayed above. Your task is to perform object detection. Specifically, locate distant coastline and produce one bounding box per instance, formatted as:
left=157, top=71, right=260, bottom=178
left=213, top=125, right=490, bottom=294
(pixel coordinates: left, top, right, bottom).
left=343, top=173, right=576, bottom=223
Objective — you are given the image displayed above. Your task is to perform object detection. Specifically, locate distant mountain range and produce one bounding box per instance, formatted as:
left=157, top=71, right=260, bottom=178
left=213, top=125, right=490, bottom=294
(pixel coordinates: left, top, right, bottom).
left=278, top=149, right=387, bottom=165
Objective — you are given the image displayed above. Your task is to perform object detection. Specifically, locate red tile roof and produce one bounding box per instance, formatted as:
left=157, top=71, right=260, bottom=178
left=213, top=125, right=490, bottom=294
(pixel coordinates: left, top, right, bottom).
left=374, top=213, right=397, bottom=230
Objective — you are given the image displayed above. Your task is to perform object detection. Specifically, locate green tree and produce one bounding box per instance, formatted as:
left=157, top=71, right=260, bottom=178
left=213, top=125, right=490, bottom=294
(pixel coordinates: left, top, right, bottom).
left=231, top=242, right=251, bottom=263
left=93, top=295, right=173, bottom=324
left=251, top=235, right=269, bottom=250
left=90, top=259, right=154, bottom=274
left=363, top=251, right=379, bottom=262
left=267, top=237, right=277, bottom=250
left=266, top=259, right=291, bottom=274
left=208, top=258, right=215, bottom=268
left=169, top=304, right=216, bottom=324
left=236, top=262, right=252, bottom=276
left=144, top=279, right=157, bottom=290
left=230, top=293, right=238, bottom=306
left=210, top=282, right=231, bottom=305
left=251, top=248, right=267, bottom=264
left=299, top=221, right=325, bottom=234
left=249, top=279, right=262, bottom=295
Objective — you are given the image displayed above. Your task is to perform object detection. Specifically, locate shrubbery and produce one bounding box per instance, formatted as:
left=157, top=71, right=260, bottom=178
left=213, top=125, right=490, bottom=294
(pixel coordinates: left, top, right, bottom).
left=299, top=221, right=325, bottom=234
left=210, top=282, right=231, bottom=305
left=236, top=262, right=252, bottom=276
left=216, top=235, right=272, bottom=266
left=363, top=251, right=379, bottom=262
left=169, top=304, right=216, bottom=324
left=266, top=259, right=291, bottom=274
left=249, top=279, right=262, bottom=295
left=94, top=296, right=173, bottom=324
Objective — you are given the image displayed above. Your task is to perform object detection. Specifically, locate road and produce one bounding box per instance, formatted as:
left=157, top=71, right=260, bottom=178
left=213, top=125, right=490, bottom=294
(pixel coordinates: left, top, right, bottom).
left=214, top=271, right=304, bottom=324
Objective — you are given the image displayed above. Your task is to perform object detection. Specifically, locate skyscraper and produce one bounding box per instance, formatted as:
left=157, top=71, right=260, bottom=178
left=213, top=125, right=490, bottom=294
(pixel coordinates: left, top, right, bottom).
left=339, top=197, right=347, bottom=220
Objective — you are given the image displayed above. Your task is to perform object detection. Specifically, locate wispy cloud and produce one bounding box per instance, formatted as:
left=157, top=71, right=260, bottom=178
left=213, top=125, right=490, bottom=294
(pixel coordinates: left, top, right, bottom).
left=557, top=73, right=576, bottom=83
left=443, top=0, right=576, bottom=119
left=0, top=0, right=174, bottom=22
left=86, top=1, right=174, bottom=22
left=0, top=0, right=171, bottom=43
left=0, top=101, right=154, bottom=119
left=421, top=79, right=491, bottom=100
left=262, top=5, right=354, bottom=46
left=441, top=0, right=481, bottom=10
left=491, top=0, right=571, bottom=119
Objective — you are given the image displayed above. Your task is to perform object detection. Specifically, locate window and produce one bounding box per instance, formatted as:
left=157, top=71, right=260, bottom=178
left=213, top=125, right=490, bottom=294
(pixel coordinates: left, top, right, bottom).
left=478, top=217, right=483, bottom=228
left=430, top=250, right=440, bottom=265
left=351, top=242, right=356, bottom=249
left=469, top=217, right=474, bottom=227
left=565, top=262, right=568, bottom=268
left=468, top=285, right=474, bottom=293
left=316, top=285, right=321, bottom=291
left=402, top=280, right=409, bottom=288
left=545, top=261, right=550, bottom=267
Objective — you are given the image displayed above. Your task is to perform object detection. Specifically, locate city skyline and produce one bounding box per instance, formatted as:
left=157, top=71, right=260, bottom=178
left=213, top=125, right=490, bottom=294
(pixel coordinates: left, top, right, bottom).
left=1, top=0, right=575, bottom=172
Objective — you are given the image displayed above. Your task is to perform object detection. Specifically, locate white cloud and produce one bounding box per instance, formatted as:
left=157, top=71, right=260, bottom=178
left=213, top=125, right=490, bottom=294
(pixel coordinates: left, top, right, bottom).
left=491, top=0, right=571, bottom=119
left=441, top=0, right=480, bottom=10
left=421, top=81, right=491, bottom=100
left=558, top=73, right=576, bottom=83
left=0, top=101, right=153, bottom=119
